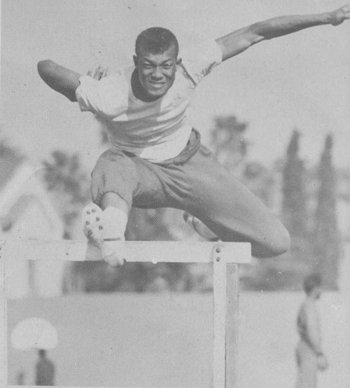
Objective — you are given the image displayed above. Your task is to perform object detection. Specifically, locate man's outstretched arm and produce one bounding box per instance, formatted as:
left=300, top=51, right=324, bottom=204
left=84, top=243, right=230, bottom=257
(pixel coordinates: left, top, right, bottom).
left=37, top=60, right=81, bottom=102
left=216, top=4, right=350, bottom=61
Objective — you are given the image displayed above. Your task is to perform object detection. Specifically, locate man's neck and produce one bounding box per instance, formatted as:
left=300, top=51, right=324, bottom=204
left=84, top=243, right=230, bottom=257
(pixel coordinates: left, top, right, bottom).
left=131, top=70, right=160, bottom=102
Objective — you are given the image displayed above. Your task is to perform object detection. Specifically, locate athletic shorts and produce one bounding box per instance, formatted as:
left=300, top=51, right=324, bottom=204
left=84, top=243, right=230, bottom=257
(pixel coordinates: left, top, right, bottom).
left=91, top=129, right=288, bottom=256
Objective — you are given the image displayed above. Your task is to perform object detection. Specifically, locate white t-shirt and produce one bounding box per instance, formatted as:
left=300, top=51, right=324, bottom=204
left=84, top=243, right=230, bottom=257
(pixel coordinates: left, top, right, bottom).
left=76, top=40, right=222, bottom=162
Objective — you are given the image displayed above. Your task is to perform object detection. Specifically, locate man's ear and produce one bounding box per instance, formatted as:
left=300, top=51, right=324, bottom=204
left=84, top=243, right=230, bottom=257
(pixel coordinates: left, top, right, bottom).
left=176, top=57, right=182, bottom=66
left=133, top=55, right=138, bottom=67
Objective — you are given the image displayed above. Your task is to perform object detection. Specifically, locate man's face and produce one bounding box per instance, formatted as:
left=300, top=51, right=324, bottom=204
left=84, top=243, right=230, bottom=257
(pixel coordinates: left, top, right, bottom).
left=134, top=44, right=178, bottom=100
left=314, top=286, right=322, bottom=299
left=311, top=286, right=322, bottom=300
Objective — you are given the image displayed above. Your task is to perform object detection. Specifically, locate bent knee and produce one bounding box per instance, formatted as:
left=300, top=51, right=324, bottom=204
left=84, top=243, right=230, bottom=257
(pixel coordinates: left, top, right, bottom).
left=253, top=222, right=291, bottom=258
left=271, top=225, right=291, bottom=255
left=265, top=223, right=291, bottom=257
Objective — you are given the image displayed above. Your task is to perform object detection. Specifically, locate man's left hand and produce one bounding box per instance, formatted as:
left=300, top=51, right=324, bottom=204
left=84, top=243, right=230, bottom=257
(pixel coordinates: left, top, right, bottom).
left=330, top=4, right=350, bottom=25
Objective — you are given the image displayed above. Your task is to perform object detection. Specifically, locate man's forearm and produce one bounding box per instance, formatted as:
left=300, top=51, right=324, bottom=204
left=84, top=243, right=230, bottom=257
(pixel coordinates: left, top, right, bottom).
left=217, top=5, right=349, bottom=61
left=251, top=12, right=334, bottom=41
left=37, top=60, right=81, bottom=102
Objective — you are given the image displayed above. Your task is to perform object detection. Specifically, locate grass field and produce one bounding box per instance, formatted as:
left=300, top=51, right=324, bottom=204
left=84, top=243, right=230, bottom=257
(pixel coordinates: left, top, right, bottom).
left=7, top=291, right=350, bottom=387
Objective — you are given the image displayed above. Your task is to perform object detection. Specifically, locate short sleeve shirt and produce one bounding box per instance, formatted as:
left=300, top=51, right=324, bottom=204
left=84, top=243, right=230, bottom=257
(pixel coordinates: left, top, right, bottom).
left=76, top=40, right=222, bottom=162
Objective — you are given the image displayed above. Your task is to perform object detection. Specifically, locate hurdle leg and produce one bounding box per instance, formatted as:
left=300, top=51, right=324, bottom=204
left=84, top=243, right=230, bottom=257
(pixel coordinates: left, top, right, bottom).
left=213, top=248, right=240, bottom=388
left=226, top=263, right=239, bottom=387
left=213, top=249, right=227, bottom=388
left=0, top=241, right=7, bottom=388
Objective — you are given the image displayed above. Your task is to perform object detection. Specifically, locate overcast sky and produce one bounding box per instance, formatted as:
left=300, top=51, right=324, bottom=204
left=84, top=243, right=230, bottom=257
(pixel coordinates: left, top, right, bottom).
left=2, top=0, right=350, bottom=171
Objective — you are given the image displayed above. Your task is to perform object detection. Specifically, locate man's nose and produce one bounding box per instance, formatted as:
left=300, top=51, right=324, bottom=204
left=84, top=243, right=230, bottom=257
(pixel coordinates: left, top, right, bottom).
left=151, top=66, right=163, bottom=79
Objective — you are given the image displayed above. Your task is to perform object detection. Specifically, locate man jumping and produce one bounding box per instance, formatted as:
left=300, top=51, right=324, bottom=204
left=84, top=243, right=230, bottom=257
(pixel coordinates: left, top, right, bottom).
left=37, top=5, right=350, bottom=265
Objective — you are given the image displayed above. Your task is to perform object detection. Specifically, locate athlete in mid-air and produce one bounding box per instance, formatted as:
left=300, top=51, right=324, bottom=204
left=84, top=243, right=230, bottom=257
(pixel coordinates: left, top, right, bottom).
left=37, top=5, right=350, bottom=265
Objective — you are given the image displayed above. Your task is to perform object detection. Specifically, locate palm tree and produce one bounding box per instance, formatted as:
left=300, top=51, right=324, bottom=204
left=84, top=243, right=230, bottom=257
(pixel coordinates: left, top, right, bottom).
left=42, top=150, right=89, bottom=238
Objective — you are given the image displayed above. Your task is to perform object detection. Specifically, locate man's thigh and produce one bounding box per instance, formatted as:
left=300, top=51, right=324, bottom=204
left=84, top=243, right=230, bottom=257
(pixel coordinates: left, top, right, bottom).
left=185, top=148, right=283, bottom=232
left=91, top=148, right=167, bottom=208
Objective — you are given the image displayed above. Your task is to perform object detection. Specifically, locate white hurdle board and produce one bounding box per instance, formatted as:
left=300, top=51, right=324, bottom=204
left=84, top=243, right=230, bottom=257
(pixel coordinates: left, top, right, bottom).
left=1, top=239, right=251, bottom=388
left=1, top=239, right=250, bottom=264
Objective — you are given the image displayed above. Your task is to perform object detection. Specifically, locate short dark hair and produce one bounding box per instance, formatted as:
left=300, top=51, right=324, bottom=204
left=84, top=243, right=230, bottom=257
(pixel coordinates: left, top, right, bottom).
left=303, top=273, right=322, bottom=295
left=135, top=27, right=179, bottom=57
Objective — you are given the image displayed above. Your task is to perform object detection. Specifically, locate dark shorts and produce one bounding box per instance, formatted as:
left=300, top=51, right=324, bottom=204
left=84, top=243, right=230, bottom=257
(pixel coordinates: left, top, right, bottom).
left=91, top=129, right=289, bottom=257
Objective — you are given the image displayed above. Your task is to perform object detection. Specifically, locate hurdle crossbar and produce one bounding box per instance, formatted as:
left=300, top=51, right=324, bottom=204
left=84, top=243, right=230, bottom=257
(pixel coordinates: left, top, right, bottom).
left=1, top=239, right=251, bottom=388
left=1, top=239, right=250, bottom=264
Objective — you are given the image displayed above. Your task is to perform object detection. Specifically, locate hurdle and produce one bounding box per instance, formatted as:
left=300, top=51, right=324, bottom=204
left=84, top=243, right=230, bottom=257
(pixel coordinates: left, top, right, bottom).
left=1, top=239, right=251, bottom=388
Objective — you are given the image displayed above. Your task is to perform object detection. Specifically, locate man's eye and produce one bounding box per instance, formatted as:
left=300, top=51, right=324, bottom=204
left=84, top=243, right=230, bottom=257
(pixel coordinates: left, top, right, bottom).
left=162, top=64, right=172, bottom=70
left=143, top=64, right=153, bottom=69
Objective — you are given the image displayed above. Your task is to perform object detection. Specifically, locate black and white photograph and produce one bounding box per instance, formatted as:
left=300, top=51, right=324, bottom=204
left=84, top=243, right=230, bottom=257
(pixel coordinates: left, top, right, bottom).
left=1, top=0, right=350, bottom=387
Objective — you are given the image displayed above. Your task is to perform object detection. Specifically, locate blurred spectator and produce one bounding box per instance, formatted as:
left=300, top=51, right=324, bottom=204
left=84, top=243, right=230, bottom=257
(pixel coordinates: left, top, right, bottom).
left=295, top=273, right=328, bottom=388
left=35, top=349, right=55, bottom=386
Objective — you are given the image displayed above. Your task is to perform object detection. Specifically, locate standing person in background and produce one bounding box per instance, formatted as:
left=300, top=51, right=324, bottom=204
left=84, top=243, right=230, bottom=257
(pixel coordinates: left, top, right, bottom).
left=295, top=273, right=328, bottom=388
left=35, top=349, right=55, bottom=386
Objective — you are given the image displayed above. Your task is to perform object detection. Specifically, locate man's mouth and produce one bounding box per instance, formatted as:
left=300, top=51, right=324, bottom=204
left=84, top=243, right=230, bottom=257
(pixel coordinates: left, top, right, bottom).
left=149, top=81, right=165, bottom=88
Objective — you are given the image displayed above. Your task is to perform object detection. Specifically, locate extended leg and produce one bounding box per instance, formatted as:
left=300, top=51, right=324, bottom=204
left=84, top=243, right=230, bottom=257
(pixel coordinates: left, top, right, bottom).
left=169, top=146, right=290, bottom=258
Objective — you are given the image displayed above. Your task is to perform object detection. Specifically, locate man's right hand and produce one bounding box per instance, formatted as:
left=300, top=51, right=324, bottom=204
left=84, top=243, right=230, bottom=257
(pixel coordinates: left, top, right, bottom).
left=87, top=65, right=109, bottom=80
